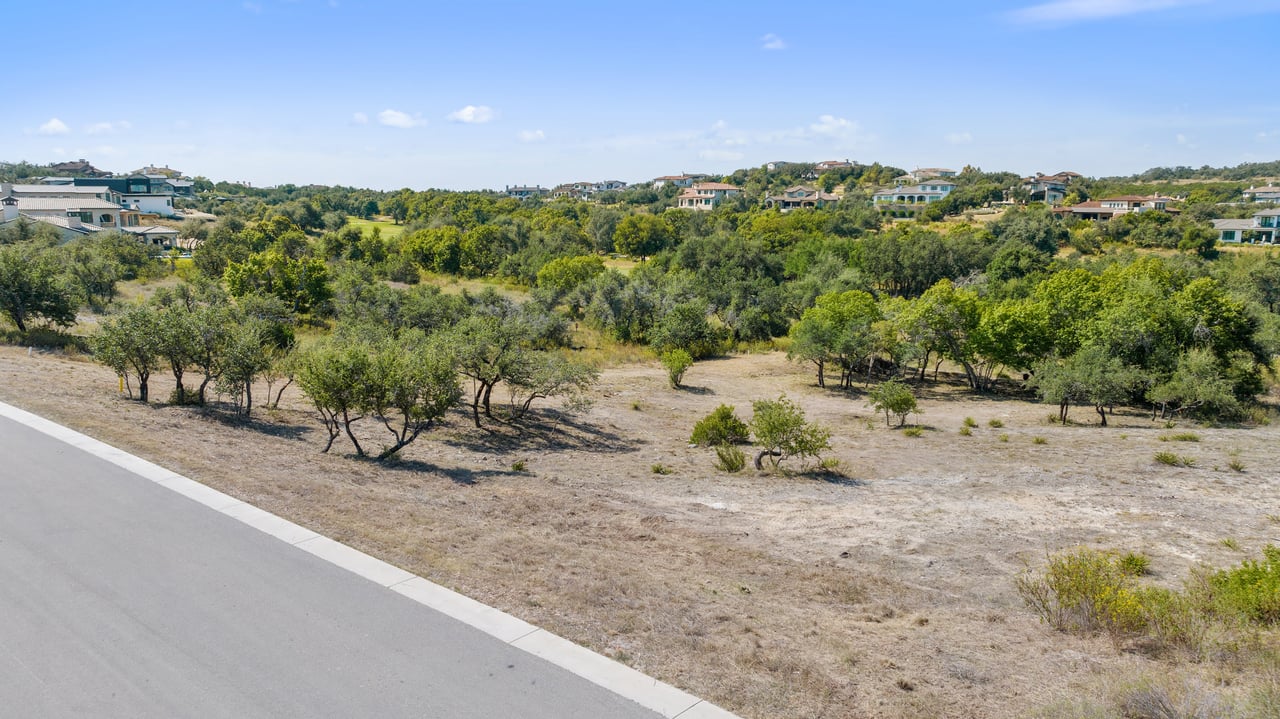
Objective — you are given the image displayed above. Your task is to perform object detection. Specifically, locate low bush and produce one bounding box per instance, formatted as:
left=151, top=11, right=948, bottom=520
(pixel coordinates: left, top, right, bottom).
left=963, top=416, right=978, bottom=428
left=988, top=418, right=1005, bottom=428
left=660, top=349, right=693, bottom=389
left=690, top=404, right=749, bottom=447
left=1159, top=432, right=1201, bottom=442
left=1211, top=546, right=1280, bottom=624
left=713, top=445, right=746, bottom=473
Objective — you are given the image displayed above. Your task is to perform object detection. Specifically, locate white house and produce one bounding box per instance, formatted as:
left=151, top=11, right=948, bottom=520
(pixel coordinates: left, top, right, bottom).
left=1212, top=208, right=1280, bottom=244
left=1243, top=186, right=1280, bottom=203
left=872, top=179, right=957, bottom=205
left=909, top=167, right=957, bottom=181
left=1058, top=195, right=1176, bottom=221
left=1020, top=171, right=1080, bottom=204
left=676, top=182, right=741, bottom=211
left=505, top=185, right=548, bottom=199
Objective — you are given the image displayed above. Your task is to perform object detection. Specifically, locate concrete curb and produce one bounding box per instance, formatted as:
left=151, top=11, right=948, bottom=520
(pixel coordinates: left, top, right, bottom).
left=0, top=400, right=741, bottom=719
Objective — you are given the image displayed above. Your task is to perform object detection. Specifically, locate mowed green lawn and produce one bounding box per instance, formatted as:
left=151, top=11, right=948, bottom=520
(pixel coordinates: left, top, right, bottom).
left=347, top=217, right=406, bottom=239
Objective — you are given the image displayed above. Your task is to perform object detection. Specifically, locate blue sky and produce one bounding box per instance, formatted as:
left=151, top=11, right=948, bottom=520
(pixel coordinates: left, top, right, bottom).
left=6, top=0, right=1280, bottom=190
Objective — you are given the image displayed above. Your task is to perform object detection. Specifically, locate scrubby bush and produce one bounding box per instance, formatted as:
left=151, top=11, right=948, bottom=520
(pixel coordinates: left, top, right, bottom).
left=713, top=445, right=746, bottom=473
left=690, top=404, right=749, bottom=446
left=1211, top=545, right=1280, bottom=624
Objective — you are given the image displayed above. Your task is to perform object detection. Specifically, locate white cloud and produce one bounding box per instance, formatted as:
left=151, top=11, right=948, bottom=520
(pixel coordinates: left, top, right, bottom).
left=39, top=118, right=70, bottom=135
left=448, top=105, right=496, bottom=124
left=946, top=131, right=974, bottom=145
left=377, top=109, right=425, bottom=128
left=86, top=120, right=131, bottom=135
left=1176, top=133, right=1198, bottom=149
left=51, top=147, right=66, bottom=156
left=243, top=1, right=262, bottom=13
left=809, top=114, right=855, bottom=138
left=518, top=129, right=545, bottom=142
left=1009, top=0, right=1209, bottom=24
left=352, top=112, right=369, bottom=125
left=761, top=33, right=786, bottom=50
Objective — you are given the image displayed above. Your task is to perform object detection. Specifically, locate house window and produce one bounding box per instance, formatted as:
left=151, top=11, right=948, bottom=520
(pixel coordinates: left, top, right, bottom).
left=1223, top=230, right=1236, bottom=241
left=99, top=214, right=113, bottom=224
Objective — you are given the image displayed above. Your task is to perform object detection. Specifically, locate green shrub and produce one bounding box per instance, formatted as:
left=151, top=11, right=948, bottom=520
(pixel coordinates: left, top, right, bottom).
left=1158, top=432, right=1201, bottom=442
left=963, top=416, right=978, bottom=428
left=988, top=418, right=1005, bottom=428
left=959, top=426, right=972, bottom=436
left=660, top=348, right=693, bottom=389
left=690, top=404, right=749, bottom=447
left=651, top=463, right=672, bottom=475
left=713, top=445, right=745, bottom=473
left=1210, top=546, right=1280, bottom=624
left=1119, top=552, right=1151, bottom=576
left=1228, top=458, right=1246, bottom=472
left=749, top=395, right=831, bottom=471
left=902, top=426, right=923, bottom=437
left=1032, top=436, right=1047, bottom=445
left=998, top=433, right=1009, bottom=442
left=1154, top=451, right=1194, bottom=467
left=1016, top=548, right=1134, bottom=635
left=511, top=459, right=527, bottom=472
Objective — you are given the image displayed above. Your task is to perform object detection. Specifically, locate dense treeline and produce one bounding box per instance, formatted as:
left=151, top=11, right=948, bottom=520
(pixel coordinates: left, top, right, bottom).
left=3, top=158, right=1280, bottom=439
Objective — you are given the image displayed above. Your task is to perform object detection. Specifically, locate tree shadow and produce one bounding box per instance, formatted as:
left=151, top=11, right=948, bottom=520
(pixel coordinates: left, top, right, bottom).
left=442, top=408, right=641, bottom=455
left=187, top=404, right=313, bottom=441
left=376, top=458, right=518, bottom=486
left=677, top=384, right=715, bottom=395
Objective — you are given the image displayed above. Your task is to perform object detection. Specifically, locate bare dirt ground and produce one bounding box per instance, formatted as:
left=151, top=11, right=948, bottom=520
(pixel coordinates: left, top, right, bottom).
left=1, top=345, right=1277, bottom=718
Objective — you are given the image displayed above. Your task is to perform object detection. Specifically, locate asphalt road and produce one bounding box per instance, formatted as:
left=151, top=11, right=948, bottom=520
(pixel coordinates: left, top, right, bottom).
left=0, top=414, right=665, bottom=718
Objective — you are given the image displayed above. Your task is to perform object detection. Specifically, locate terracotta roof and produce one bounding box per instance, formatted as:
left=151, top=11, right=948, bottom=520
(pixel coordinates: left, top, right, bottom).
left=691, top=182, right=740, bottom=191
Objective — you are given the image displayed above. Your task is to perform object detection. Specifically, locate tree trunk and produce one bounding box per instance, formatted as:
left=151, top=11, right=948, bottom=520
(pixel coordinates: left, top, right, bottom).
left=173, top=367, right=185, bottom=405
left=341, top=408, right=364, bottom=456
left=272, top=377, right=293, bottom=408
left=1096, top=404, right=1107, bottom=427
left=754, top=449, right=781, bottom=471
left=243, top=381, right=253, bottom=417
left=138, top=372, right=149, bottom=403
left=816, top=361, right=825, bottom=388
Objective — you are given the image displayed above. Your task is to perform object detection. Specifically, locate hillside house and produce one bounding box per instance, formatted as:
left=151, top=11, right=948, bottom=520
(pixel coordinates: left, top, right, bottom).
left=764, top=185, right=840, bottom=211
left=815, top=159, right=853, bottom=172
left=1020, top=171, right=1080, bottom=204
left=505, top=185, right=549, bottom=200
left=652, top=173, right=710, bottom=189
left=48, top=159, right=111, bottom=178
left=676, top=182, right=741, bottom=211
left=909, top=167, right=957, bottom=181
left=1056, top=195, right=1176, bottom=221
left=873, top=179, right=957, bottom=205
left=1212, top=208, right=1280, bottom=244
left=1243, top=186, right=1280, bottom=203
left=73, top=175, right=178, bottom=217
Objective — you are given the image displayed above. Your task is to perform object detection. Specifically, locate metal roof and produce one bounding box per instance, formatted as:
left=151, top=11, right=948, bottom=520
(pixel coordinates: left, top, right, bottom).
left=15, top=197, right=122, bottom=211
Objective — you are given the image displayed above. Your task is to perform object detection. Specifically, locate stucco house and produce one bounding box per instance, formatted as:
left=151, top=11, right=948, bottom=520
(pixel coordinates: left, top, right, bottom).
left=1056, top=195, right=1176, bottom=221
left=676, top=182, right=741, bottom=211
left=1020, top=171, right=1081, bottom=204
left=1212, top=208, right=1280, bottom=244
left=873, top=179, right=957, bottom=205
left=505, top=185, right=549, bottom=200
left=1243, top=186, right=1280, bottom=203
left=652, top=173, right=710, bottom=189
left=764, top=185, right=840, bottom=211
left=72, top=175, right=179, bottom=217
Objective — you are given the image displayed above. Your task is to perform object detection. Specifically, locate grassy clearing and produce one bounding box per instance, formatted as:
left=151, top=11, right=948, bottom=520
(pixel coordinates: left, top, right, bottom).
left=347, top=216, right=406, bottom=239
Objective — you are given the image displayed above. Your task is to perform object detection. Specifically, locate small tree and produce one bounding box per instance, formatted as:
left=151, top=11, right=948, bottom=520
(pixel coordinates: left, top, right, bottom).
left=867, top=378, right=918, bottom=427
left=749, top=395, right=831, bottom=471
left=0, top=241, right=77, bottom=333
left=364, top=333, right=460, bottom=460
left=296, top=340, right=373, bottom=455
left=94, top=305, right=161, bottom=402
left=660, top=349, right=693, bottom=388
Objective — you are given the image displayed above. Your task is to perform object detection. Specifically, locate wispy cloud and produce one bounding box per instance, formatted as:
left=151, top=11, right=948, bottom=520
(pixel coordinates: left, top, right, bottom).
left=1176, top=133, right=1198, bottom=149
left=699, top=149, right=744, bottom=162
left=242, top=1, right=262, bottom=13
left=517, top=129, right=545, bottom=142
left=352, top=112, right=369, bottom=125
left=86, top=120, right=131, bottom=135
left=1009, top=0, right=1211, bottom=24
left=377, top=109, right=425, bottom=128
left=761, top=33, right=786, bottom=50
left=448, top=105, right=496, bottom=124
left=945, top=131, right=973, bottom=145
left=38, top=118, right=70, bottom=135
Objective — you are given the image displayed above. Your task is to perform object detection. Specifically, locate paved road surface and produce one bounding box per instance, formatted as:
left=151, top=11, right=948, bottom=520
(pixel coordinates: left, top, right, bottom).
left=0, top=414, right=667, bottom=718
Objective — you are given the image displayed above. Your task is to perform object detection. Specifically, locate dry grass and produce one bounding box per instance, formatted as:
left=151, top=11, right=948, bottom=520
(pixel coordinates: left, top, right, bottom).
left=2, top=346, right=1278, bottom=718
